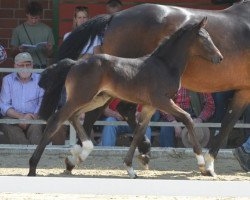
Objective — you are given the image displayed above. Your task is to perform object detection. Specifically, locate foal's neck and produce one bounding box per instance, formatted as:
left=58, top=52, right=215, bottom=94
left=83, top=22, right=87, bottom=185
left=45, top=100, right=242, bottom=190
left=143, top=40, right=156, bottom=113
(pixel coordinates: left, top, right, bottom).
left=151, top=38, right=191, bottom=76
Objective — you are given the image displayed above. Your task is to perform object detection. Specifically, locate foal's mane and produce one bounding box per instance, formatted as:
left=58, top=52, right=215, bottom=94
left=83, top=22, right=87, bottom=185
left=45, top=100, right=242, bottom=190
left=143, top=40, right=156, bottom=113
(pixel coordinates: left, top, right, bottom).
left=151, top=22, right=198, bottom=57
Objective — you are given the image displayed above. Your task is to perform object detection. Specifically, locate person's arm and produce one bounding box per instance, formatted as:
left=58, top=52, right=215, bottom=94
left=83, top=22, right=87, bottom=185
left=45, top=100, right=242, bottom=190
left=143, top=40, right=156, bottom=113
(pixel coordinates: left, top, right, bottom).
left=197, top=93, right=215, bottom=122
left=0, top=77, right=14, bottom=116
left=43, top=28, right=55, bottom=57
left=10, top=28, right=23, bottom=57
left=103, top=107, right=123, bottom=120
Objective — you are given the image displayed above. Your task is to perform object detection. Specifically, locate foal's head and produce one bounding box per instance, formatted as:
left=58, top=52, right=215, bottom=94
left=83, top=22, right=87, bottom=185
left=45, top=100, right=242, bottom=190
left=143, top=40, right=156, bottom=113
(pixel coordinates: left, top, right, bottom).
left=189, top=18, right=223, bottom=64
left=152, top=17, right=223, bottom=65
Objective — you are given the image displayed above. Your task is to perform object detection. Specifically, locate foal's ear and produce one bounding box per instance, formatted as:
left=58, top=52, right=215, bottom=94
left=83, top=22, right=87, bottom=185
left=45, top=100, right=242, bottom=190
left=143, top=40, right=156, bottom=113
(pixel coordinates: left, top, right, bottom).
left=199, top=17, right=208, bottom=28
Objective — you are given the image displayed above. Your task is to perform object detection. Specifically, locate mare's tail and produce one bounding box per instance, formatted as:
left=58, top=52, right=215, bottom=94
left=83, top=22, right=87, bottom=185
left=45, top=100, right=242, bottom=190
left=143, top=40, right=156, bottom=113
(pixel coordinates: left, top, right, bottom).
left=38, top=59, right=76, bottom=120
left=58, top=14, right=113, bottom=60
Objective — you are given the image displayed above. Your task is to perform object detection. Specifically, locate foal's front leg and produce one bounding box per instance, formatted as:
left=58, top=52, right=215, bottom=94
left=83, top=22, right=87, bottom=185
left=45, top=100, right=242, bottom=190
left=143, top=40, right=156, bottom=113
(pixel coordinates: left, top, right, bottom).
left=123, top=105, right=155, bottom=178
left=156, top=98, right=206, bottom=175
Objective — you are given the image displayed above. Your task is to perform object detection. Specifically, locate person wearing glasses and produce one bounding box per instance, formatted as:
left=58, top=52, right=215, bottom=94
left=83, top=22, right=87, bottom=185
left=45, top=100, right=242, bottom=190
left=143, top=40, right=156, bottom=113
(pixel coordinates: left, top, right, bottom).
left=0, top=52, right=44, bottom=144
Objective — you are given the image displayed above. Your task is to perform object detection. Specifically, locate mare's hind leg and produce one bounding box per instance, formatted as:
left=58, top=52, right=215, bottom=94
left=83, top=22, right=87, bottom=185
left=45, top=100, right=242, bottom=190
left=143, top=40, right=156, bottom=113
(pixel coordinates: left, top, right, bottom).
left=206, top=90, right=250, bottom=177
left=116, top=102, right=151, bottom=169
left=124, top=105, right=155, bottom=178
left=154, top=97, right=206, bottom=175
left=65, top=94, right=111, bottom=173
left=83, top=100, right=112, bottom=140
left=28, top=103, right=76, bottom=176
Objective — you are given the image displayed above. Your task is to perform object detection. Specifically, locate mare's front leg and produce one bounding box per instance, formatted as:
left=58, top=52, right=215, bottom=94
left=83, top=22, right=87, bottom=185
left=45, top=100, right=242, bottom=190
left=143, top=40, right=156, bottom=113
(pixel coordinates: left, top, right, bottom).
left=123, top=105, right=155, bottom=178
left=116, top=102, right=151, bottom=168
left=154, top=97, right=206, bottom=175
left=207, top=90, right=250, bottom=176
left=28, top=103, right=74, bottom=176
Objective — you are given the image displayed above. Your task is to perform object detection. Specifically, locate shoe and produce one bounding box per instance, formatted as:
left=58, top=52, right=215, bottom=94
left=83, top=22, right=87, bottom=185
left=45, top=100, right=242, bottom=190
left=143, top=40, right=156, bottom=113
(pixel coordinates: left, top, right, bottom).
left=233, top=146, right=250, bottom=172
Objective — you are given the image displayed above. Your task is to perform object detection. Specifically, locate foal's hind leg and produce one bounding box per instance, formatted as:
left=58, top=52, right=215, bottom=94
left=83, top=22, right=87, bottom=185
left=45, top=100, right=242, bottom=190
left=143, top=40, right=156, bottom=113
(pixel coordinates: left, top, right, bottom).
left=206, top=90, right=250, bottom=176
left=154, top=98, right=206, bottom=175
left=28, top=103, right=75, bottom=176
left=65, top=94, right=111, bottom=172
left=123, top=105, right=155, bottom=178
left=65, top=110, right=92, bottom=172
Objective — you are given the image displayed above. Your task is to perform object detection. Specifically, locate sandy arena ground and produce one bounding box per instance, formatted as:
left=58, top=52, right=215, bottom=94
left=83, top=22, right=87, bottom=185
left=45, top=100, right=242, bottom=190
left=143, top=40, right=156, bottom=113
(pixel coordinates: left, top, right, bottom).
left=0, top=146, right=249, bottom=199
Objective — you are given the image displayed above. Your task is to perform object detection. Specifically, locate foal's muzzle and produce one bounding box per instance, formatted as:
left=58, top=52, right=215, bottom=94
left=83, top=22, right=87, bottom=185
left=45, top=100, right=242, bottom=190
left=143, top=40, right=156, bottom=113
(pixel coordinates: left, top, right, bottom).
left=212, top=52, right=223, bottom=64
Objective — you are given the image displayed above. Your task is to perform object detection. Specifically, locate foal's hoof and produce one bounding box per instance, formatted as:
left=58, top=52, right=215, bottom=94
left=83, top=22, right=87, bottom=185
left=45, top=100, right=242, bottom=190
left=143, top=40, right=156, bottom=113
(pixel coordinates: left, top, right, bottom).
left=199, top=165, right=207, bottom=175
left=124, top=163, right=138, bottom=179
left=65, top=157, right=75, bottom=172
left=205, top=169, right=217, bottom=177
left=199, top=166, right=217, bottom=177
left=137, top=154, right=150, bottom=170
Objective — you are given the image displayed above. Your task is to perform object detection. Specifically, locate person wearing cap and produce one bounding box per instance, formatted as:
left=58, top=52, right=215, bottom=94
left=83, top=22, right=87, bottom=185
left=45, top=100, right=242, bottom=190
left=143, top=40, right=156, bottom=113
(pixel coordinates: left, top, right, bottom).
left=0, top=52, right=44, bottom=144
left=10, top=1, right=55, bottom=68
left=159, top=87, right=215, bottom=148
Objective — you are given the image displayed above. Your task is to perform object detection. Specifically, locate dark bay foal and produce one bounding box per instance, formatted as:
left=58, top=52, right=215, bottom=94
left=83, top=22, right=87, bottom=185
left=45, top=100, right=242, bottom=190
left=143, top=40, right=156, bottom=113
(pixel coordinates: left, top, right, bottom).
left=29, top=18, right=222, bottom=178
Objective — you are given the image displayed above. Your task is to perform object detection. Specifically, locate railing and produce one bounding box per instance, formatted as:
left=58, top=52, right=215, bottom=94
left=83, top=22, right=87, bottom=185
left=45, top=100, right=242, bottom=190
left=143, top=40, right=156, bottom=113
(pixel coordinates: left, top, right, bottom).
left=0, top=67, right=249, bottom=146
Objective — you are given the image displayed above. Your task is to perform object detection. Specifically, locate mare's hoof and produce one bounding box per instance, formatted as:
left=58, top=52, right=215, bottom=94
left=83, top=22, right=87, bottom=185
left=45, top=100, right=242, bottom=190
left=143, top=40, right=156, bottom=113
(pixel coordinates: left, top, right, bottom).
left=27, top=172, right=36, bottom=176
left=64, top=169, right=72, bottom=175
left=65, top=157, right=75, bottom=172
left=133, top=174, right=138, bottom=179
left=137, top=154, right=150, bottom=170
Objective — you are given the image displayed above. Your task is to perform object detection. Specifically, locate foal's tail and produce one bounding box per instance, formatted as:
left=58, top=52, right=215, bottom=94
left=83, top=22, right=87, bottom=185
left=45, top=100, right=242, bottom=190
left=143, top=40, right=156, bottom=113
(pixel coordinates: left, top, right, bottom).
left=58, top=14, right=113, bottom=60
left=38, top=58, right=76, bottom=120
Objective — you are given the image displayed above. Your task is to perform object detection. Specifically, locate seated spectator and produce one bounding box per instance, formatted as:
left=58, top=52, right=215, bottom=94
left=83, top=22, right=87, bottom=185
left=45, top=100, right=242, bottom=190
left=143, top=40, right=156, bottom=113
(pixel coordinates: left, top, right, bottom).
left=99, top=99, right=152, bottom=146
left=234, top=135, right=250, bottom=172
left=106, top=0, right=123, bottom=14
left=0, top=52, right=44, bottom=144
left=11, top=1, right=55, bottom=68
left=159, top=87, right=215, bottom=147
left=233, top=105, right=250, bottom=172
left=63, top=6, right=89, bottom=41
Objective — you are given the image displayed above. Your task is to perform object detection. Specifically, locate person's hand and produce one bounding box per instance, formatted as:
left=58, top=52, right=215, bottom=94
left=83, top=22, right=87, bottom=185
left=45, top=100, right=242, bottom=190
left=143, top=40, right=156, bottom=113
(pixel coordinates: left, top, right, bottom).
left=174, top=126, right=182, bottom=138
left=18, top=113, right=36, bottom=130
left=172, top=120, right=182, bottom=138
left=193, top=118, right=202, bottom=123
left=79, top=113, right=85, bottom=121
left=18, top=45, right=25, bottom=52
left=46, top=42, right=53, bottom=51
left=135, top=111, right=141, bottom=123
left=115, top=113, right=123, bottom=121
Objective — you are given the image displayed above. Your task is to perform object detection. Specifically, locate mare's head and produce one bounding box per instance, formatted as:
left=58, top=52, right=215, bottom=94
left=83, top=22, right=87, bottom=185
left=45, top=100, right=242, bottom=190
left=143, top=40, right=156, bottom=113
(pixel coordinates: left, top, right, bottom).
left=189, top=17, right=223, bottom=64
left=152, top=17, right=223, bottom=65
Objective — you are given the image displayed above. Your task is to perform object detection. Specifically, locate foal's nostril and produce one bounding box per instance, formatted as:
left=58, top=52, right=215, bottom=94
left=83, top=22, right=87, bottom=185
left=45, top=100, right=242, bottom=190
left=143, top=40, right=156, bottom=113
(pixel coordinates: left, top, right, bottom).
left=220, top=55, right=223, bottom=62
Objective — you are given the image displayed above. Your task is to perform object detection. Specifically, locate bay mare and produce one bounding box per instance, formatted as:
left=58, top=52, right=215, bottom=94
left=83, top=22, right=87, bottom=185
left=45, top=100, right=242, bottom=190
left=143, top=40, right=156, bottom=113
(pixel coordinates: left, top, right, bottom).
left=56, top=0, right=250, bottom=176
left=28, top=19, right=223, bottom=177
